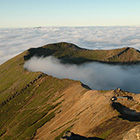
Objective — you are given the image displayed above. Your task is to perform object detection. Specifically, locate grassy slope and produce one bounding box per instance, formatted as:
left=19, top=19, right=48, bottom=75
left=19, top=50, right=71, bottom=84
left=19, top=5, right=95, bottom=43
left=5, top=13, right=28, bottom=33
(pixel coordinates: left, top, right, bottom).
left=0, top=51, right=41, bottom=104
left=24, top=42, right=140, bottom=64
left=0, top=51, right=76, bottom=140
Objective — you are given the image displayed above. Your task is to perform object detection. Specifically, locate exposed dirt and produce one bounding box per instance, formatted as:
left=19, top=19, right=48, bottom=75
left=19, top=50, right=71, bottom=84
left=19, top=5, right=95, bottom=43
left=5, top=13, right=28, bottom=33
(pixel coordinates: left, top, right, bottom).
left=123, top=125, right=140, bottom=140
left=33, top=85, right=140, bottom=140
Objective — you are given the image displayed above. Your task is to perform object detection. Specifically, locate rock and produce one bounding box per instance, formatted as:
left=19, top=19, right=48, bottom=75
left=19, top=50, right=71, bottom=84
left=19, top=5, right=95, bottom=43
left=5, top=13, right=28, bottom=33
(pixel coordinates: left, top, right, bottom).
left=61, top=131, right=104, bottom=140
left=123, top=125, right=140, bottom=140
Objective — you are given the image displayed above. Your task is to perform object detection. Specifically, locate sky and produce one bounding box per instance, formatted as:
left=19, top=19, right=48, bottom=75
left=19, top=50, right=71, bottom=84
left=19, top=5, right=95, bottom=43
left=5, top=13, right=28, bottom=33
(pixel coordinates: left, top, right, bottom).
left=1, top=0, right=140, bottom=27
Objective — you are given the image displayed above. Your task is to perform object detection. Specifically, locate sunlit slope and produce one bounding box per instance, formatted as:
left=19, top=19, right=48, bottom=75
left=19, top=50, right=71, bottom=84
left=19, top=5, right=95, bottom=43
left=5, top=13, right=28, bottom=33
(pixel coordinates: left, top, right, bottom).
left=0, top=50, right=77, bottom=139
left=24, top=42, right=140, bottom=64
left=34, top=89, right=140, bottom=140
left=0, top=51, right=41, bottom=104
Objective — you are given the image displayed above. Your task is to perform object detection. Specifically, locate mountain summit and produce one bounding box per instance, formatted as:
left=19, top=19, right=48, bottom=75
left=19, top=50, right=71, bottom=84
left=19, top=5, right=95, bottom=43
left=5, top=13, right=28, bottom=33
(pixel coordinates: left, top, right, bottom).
left=0, top=42, right=140, bottom=140
left=24, top=42, right=140, bottom=64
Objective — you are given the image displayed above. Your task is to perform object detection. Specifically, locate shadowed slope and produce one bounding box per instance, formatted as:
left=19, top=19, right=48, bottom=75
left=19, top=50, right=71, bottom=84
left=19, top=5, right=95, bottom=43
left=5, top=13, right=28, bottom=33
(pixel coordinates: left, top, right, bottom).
left=108, top=47, right=140, bottom=63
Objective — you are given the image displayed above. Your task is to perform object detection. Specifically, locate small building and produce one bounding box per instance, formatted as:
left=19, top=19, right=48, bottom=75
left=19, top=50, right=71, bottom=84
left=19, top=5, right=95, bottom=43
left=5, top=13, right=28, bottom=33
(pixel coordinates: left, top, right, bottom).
left=117, top=96, right=128, bottom=101
left=111, top=96, right=132, bottom=101
left=114, top=88, right=122, bottom=93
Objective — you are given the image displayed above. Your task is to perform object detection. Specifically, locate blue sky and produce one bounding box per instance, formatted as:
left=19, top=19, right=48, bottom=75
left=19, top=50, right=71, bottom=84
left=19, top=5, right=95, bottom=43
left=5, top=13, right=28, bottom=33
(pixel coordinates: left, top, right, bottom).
left=0, top=0, right=140, bottom=27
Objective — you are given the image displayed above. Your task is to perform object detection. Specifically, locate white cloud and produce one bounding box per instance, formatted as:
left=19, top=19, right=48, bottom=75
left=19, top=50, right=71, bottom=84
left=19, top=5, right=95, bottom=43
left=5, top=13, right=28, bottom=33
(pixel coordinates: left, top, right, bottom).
left=24, top=56, right=140, bottom=93
left=1, top=26, right=140, bottom=65
left=1, top=26, right=140, bottom=93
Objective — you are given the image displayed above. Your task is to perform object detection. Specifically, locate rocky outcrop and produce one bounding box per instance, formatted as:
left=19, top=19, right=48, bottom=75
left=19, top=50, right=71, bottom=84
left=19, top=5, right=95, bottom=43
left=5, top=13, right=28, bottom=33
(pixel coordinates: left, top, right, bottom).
left=123, top=125, right=140, bottom=140
left=61, top=131, right=104, bottom=140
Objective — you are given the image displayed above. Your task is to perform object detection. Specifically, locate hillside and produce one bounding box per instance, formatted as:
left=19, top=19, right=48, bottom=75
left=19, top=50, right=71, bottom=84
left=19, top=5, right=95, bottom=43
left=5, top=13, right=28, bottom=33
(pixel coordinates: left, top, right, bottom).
left=0, top=42, right=140, bottom=140
left=24, top=42, right=140, bottom=64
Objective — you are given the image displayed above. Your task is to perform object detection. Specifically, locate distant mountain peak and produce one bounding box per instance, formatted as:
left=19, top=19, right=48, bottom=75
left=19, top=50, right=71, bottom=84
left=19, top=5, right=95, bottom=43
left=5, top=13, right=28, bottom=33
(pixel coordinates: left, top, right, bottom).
left=24, top=42, right=140, bottom=64
left=107, top=46, right=140, bottom=63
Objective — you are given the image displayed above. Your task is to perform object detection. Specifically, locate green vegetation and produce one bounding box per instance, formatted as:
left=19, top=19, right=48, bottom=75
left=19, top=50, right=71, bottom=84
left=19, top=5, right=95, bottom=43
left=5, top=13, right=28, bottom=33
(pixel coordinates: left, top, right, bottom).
left=54, top=125, right=74, bottom=140
left=99, top=129, right=113, bottom=139
left=17, top=111, right=55, bottom=140
left=0, top=50, right=75, bottom=139
left=90, top=117, right=139, bottom=140
left=76, top=107, right=89, bottom=116
left=24, top=42, right=140, bottom=64
left=99, top=90, right=109, bottom=93
left=53, top=94, right=64, bottom=102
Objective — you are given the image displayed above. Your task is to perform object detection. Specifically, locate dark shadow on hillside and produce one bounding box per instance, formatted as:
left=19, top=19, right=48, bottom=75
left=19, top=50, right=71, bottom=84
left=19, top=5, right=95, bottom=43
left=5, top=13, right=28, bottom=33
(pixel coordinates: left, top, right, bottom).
left=112, top=102, right=140, bottom=121
left=24, top=47, right=93, bottom=64
left=59, top=56, right=93, bottom=64
left=24, top=48, right=140, bottom=65
left=61, top=131, right=104, bottom=140
left=81, top=83, right=91, bottom=90
left=24, top=47, right=55, bottom=60
left=24, top=42, right=89, bottom=64
left=24, top=43, right=140, bottom=65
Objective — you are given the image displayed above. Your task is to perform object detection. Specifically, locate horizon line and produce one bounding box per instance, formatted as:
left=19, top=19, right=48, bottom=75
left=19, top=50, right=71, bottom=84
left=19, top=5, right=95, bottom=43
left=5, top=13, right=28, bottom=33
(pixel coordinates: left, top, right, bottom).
left=1, top=25, right=140, bottom=29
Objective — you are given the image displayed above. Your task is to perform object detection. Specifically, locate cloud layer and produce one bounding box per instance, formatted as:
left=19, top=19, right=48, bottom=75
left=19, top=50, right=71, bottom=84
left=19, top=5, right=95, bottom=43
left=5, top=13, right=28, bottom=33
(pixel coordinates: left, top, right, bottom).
left=1, top=26, right=140, bottom=64
left=24, top=56, right=140, bottom=93
left=1, top=26, right=140, bottom=93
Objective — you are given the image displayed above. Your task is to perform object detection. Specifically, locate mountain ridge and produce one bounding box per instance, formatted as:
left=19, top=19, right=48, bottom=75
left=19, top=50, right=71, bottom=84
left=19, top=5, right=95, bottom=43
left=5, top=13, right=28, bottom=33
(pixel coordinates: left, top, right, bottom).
left=24, top=42, right=140, bottom=64
left=1, top=42, right=140, bottom=139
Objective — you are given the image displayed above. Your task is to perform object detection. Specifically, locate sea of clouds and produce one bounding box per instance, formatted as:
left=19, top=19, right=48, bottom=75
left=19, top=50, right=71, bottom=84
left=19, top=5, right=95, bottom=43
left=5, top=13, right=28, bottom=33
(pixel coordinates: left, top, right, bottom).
left=1, top=26, right=140, bottom=64
left=1, top=26, right=140, bottom=93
